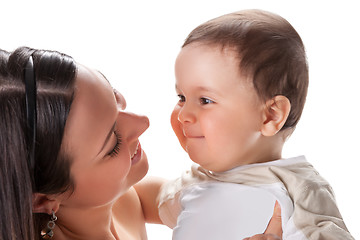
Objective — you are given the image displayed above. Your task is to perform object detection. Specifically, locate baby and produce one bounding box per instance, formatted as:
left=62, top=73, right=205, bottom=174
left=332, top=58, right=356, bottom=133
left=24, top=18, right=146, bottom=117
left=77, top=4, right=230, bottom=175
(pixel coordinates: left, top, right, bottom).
left=158, top=9, right=354, bottom=240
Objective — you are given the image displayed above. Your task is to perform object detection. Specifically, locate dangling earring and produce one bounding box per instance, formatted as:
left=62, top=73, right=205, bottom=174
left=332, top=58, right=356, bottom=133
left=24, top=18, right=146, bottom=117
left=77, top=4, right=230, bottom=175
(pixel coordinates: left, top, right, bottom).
left=40, top=210, right=57, bottom=239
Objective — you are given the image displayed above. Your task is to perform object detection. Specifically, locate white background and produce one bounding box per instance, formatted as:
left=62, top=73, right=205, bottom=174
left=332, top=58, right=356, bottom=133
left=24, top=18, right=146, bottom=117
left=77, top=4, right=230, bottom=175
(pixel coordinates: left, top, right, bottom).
left=1, top=0, right=359, bottom=239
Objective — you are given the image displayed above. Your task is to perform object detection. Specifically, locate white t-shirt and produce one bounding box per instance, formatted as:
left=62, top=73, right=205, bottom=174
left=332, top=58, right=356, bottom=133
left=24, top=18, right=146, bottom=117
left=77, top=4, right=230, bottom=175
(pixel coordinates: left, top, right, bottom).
left=158, top=156, right=354, bottom=240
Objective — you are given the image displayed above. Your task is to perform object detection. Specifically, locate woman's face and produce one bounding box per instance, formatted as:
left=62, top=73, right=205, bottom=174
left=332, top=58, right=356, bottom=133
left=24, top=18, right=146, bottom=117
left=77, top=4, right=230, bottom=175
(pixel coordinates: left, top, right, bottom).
left=60, top=64, right=149, bottom=208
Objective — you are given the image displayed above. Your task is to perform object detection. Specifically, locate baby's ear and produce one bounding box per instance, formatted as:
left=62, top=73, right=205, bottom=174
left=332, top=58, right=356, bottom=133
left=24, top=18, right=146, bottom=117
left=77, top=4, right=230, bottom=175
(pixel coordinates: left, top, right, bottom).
left=261, top=95, right=291, bottom=137
left=32, top=193, right=60, bottom=215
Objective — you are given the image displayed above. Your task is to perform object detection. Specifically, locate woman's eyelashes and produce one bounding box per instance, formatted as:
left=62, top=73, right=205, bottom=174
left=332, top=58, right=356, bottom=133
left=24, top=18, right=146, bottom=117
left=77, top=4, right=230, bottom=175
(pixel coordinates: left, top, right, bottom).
left=108, top=131, right=122, bottom=157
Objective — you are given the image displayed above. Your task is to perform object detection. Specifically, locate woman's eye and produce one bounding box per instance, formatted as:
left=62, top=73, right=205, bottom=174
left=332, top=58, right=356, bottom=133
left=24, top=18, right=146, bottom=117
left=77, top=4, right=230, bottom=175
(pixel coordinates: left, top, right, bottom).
left=200, top=97, right=214, bottom=105
left=177, top=94, right=186, bottom=103
left=108, top=131, right=122, bottom=157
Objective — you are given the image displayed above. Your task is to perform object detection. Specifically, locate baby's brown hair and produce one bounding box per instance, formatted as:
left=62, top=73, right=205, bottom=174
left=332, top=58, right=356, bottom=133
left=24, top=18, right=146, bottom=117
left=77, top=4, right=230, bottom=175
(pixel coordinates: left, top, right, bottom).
left=183, top=9, right=308, bottom=131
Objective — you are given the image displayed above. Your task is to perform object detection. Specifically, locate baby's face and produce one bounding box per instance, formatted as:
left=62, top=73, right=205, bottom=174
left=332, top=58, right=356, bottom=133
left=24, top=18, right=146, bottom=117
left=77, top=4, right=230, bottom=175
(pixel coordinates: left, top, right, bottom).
left=171, top=43, right=266, bottom=172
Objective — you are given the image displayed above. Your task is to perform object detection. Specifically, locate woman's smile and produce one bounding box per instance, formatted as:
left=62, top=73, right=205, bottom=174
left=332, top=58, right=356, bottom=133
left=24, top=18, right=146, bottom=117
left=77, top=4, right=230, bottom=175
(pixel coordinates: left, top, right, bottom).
left=130, top=142, right=142, bottom=165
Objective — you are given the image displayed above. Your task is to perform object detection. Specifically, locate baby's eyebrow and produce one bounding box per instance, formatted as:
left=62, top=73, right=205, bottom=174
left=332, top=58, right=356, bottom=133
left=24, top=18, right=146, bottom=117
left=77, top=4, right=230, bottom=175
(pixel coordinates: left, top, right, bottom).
left=175, top=84, right=222, bottom=97
left=195, top=86, right=218, bottom=93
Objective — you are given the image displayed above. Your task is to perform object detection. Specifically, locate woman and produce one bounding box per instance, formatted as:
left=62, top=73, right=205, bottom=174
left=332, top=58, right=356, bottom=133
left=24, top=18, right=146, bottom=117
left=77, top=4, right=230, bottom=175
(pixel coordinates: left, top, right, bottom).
left=0, top=46, right=281, bottom=240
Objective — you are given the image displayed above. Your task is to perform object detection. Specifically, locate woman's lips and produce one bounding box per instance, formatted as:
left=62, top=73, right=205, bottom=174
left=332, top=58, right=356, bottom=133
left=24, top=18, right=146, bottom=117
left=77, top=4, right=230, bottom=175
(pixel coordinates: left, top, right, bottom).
left=131, top=142, right=142, bottom=165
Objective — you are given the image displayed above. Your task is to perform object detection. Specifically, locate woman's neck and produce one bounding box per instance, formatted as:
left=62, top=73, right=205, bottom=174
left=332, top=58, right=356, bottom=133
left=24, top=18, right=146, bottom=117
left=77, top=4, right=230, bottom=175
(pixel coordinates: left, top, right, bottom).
left=53, top=203, right=120, bottom=240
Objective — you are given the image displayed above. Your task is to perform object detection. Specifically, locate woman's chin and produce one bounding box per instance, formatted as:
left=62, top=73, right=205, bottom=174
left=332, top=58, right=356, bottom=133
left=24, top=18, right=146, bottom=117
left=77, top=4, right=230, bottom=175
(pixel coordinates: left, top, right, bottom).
left=128, top=151, right=149, bottom=185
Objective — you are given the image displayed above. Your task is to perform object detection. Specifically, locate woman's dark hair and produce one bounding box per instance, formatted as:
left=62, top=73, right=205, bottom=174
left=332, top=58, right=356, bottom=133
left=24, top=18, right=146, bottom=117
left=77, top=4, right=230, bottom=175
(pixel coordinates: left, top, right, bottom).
left=183, top=9, right=309, bottom=132
left=0, top=47, right=77, bottom=240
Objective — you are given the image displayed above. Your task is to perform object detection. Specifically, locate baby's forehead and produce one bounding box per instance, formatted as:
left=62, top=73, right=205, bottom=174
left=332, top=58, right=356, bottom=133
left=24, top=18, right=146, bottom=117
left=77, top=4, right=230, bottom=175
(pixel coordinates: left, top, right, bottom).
left=177, top=45, right=258, bottom=95
left=181, top=42, right=252, bottom=76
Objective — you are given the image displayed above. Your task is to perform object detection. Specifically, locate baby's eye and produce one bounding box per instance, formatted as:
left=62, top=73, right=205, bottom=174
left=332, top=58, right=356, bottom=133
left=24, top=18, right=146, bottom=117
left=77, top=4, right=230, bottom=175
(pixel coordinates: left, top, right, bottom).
left=177, top=94, right=186, bottom=103
left=200, top=97, right=214, bottom=105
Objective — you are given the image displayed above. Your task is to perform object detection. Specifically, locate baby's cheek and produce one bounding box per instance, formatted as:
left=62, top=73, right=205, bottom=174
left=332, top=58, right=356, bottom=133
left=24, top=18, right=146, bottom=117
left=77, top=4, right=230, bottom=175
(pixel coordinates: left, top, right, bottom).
left=171, top=108, right=186, bottom=151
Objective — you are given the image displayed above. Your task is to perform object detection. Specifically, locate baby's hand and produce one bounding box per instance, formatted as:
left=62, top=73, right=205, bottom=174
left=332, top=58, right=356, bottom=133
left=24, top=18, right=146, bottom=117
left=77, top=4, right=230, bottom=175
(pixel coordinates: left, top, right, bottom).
left=242, top=201, right=282, bottom=240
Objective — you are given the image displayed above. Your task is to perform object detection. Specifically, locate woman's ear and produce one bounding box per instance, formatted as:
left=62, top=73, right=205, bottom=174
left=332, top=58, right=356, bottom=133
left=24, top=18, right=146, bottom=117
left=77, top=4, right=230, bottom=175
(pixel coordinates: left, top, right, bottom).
left=32, top=193, right=60, bottom=215
left=261, top=95, right=291, bottom=137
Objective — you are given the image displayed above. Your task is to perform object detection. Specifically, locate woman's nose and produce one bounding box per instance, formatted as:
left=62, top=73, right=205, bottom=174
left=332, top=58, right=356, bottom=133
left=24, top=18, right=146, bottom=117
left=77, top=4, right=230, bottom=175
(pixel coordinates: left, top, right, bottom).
left=117, top=111, right=149, bottom=142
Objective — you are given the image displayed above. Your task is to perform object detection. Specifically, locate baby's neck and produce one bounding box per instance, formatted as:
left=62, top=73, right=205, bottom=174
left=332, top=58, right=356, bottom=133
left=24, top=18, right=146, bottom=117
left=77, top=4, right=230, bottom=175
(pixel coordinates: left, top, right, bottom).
left=227, top=136, right=285, bottom=172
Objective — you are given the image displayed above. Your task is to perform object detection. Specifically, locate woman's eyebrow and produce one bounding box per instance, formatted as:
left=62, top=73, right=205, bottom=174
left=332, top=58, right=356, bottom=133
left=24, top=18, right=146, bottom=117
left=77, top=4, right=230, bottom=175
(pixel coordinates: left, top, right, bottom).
left=97, top=70, right=111, bottom=84
left=98, top=122, right=116, bottom=156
